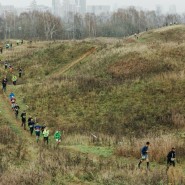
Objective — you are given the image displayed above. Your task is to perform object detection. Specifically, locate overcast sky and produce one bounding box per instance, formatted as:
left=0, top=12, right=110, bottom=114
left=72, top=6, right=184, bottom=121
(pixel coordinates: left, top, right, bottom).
left=0, top=0, right=184, bottom=13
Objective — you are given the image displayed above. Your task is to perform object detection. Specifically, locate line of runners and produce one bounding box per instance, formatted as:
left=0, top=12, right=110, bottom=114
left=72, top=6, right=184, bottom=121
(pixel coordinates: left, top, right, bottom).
left=1, top=60, right=177, bottom=171
left=2, top=61, right=63, bottom=146
left=11, top=93, right=62, bottom=146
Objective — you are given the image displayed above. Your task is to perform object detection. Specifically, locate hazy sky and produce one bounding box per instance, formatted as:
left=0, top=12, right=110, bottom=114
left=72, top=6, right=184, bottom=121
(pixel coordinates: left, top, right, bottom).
left=0, top=0, right=184, bottom=13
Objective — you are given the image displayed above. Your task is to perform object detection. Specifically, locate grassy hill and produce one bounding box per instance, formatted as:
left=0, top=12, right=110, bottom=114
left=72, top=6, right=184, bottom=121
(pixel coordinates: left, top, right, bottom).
left=1, top=25, right=185, bottom=184
left=11, top=25, right=185, bottom=135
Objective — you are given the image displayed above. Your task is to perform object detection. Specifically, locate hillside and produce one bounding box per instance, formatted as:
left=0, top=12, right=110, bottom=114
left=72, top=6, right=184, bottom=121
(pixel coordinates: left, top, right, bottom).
left=1, top=25, right=185, bottom=184
left=10, top=25, right=185, bottom=135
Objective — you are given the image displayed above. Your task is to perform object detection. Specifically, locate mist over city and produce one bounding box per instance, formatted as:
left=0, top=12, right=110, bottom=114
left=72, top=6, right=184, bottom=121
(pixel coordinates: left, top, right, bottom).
left=0, top=0, right=184, bottom=40
left=0, top=0, right=184, bottom=15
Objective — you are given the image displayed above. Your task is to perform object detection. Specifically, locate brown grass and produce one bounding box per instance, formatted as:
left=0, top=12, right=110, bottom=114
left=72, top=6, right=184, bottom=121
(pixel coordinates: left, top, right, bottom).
left=115, top=134, right=185, bottom=163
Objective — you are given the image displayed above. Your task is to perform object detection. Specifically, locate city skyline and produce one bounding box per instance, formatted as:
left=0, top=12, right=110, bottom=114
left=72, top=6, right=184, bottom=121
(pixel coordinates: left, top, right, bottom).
left=0, top=0, right=184, bottom=13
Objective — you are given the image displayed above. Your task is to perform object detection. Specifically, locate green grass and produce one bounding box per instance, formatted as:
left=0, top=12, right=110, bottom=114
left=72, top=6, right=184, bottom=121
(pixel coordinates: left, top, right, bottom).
left=66, top=145, right=113, bottom=157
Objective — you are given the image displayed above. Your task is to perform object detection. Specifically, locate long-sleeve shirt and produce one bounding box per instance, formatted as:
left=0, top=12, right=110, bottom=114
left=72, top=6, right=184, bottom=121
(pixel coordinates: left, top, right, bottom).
left=141, top=146, right=148, bottom=155
left=167, top=151, right=176, bottom=159
left=54, top=131, right=61, bottom=139
left=2, top=78, right=7, bottom=86
left=12, top=76, right=17, bottom=82
left=34, top=125, right=41, bottom=132
left=21, top=112, right=26, bottom=121
left=9, top=93, right=15, bottom=99
left=43, top=129, right=49, bottom=137
left=28, top=121, right=35, bottom=128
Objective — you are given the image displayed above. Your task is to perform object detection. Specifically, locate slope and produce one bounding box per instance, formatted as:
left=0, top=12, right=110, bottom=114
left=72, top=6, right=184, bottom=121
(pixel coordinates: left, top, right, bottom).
left=1, top=25, right=185, bottom=184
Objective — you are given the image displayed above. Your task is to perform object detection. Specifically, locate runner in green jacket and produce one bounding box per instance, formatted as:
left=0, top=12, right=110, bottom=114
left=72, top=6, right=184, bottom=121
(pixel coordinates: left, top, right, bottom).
left=54, top=130, right=62, bottom=146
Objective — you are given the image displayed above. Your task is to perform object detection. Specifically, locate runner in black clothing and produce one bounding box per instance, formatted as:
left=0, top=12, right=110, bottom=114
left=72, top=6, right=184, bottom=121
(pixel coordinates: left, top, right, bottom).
left=4, top=61, right=8, bottom=69
left=19, top=68, right=23, bottom=78
left=21, top=111, right=26, bottom=130
left=167, top=147, right=176, bottom=171
left=14, top=104, right=20, bottom=119
left=28, top=118, right=35, bottom=136
left=28, top=116, right=32, bottom=126
left=2, top=77, right=8, bottom=92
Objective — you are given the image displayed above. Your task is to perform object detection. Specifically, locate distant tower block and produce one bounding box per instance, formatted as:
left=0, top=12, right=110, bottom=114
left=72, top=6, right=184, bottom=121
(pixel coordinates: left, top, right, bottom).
left=74, top=0, right=86, bottom=14
left=52, top=0, right=61, bottom=16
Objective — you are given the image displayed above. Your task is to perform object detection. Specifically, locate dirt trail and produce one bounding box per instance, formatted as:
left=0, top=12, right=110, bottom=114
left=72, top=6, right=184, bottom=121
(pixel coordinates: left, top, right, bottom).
left=0, top=92, right=38, bottom=159
left=53, top=47, right=96, bottom=77
left=0, top=48, right=40, bottom=160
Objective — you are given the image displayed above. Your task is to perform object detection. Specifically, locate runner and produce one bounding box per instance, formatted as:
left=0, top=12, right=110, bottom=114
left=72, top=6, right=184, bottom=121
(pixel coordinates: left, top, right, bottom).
left=21, top=110, right=27, bottom=130
left=18, top=68, right=23, bottom=78
left=14, top=104, right=20, bottom=119
left=2, top=77, right=8, bottom=92
left=12, top=75, right=17, bottom=85
left=9, top=65, right=13, bottom=73
left=166, top=147, right=176, bottom=171
left=10, top=96, right=16, bottom=107
left=34, top=124, right=42, bottom=143
left=43, top=127, right=49, bottom=145
left=28, top=118, right=35, bottom=136
left=41, top=125, right=46, bottom=133
left=28, top=116, right=32, bottom=126
left=138, top=142, right=150, bottom=170
left=54, top=130, right=62, bottom=146
left=9, top=92, right=15, bottom=99
left=4, top=61, right=8, bottom=69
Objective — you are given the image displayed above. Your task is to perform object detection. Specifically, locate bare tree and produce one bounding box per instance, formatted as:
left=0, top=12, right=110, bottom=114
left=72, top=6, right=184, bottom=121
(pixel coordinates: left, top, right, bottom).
left=42, top=11, right=62, bottom=40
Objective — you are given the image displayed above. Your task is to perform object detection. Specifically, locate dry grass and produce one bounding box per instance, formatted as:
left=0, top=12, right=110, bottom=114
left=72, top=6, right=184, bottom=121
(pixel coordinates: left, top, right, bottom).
left=116, top=134, right=185, bottom=163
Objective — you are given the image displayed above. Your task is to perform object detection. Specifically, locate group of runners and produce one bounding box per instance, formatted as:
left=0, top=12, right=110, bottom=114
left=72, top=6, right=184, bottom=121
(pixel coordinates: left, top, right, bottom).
left=0, top=55, right=177, bottom=170
left=1, top=61, right=23, bottom=93
left=1, top=61, right=63, bottom=146
left=138, top=142, right=176, bottom=171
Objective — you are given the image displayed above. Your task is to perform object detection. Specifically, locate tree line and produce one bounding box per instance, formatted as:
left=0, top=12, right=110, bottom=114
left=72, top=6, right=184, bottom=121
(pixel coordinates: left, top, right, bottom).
left=0, top=7, right=184, bottom=41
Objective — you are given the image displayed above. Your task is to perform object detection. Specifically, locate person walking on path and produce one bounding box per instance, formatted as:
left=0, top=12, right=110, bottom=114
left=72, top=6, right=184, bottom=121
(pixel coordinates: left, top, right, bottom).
left=34, top=124, right=42, bottom=143
left=9, top=92, right=15, bottom=99
left=21, top=110, right=26, bottom=130
left=138, top=142, right=150, bottom=170
left=28, top=118, right=35, bottom=136
left=12, top=75, right=17, bottom=85
left=4, top=61, right=8, bottom=69
left=54, top=130, right=62, bottom=146
left=166, top=147, right=176, bottom=171
left=2, top=77, right=8, bottom=92
left=28, top=116, right=32, bottom=127
left=10, top=96, right=16, bottom=110
left=14, top=104, right=20, bottom=119
left=43, top=127, right=49, bottom=145
left=9, top=65, right=13, bottom=73
left=41, top=125, right=46, bottom=133
left=18, top=68, right=23, bottom=78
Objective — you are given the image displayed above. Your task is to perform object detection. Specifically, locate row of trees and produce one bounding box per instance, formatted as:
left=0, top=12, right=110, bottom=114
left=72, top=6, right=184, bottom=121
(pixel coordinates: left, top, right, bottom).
left=0, top=7, right=184, bottom=40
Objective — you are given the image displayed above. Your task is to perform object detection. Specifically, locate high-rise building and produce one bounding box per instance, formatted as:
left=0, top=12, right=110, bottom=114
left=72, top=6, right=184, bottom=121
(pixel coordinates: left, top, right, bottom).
left=76, top=0, right=86, bottom=14
left=52, top=0, right=61, bottom=16
left=86, top=5, right=110, bottom=15
left=62, top=0, right=86, bottom=17
left=30, top=0, right=37, bottom=11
